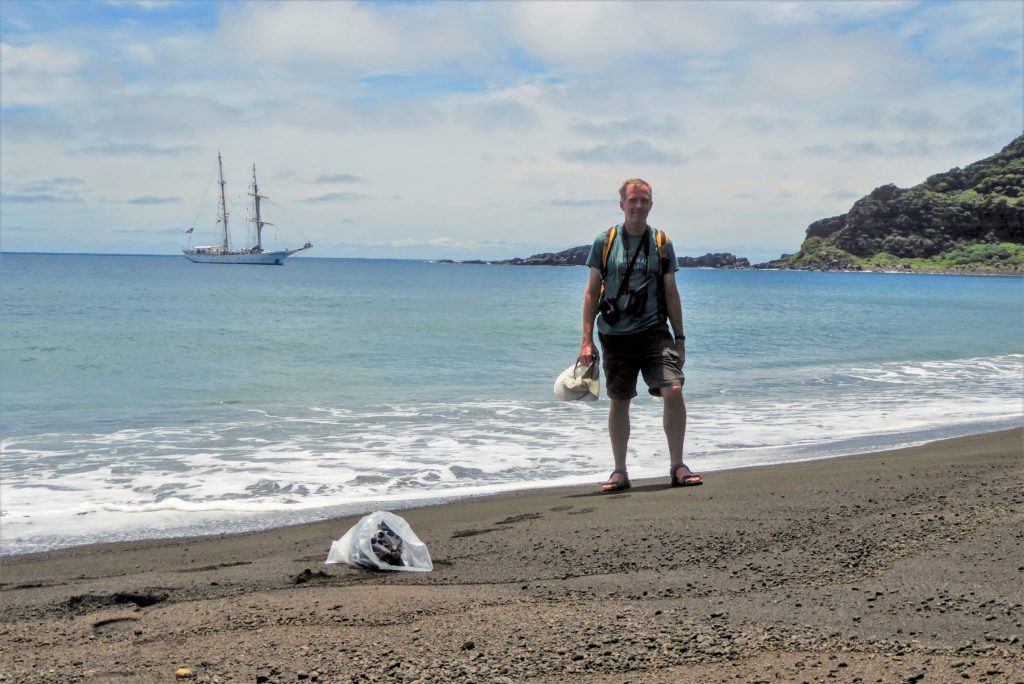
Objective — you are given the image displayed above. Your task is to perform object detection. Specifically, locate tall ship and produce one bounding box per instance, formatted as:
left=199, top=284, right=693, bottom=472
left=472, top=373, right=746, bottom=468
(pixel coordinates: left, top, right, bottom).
left=183, top=153, right=312, bottom=265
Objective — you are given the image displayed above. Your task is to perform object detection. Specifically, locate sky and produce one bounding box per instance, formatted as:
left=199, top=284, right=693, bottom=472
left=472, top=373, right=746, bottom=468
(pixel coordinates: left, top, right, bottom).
left=1, top=0, right=1022, bottom=263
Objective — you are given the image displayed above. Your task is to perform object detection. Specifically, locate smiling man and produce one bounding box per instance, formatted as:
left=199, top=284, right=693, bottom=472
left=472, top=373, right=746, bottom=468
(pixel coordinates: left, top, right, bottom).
left=579, top=178, right=702, bottom=493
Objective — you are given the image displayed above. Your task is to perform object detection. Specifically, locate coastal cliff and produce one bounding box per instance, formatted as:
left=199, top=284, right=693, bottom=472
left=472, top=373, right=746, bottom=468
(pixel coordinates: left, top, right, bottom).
left=760, top=135, right=1024, bottom=273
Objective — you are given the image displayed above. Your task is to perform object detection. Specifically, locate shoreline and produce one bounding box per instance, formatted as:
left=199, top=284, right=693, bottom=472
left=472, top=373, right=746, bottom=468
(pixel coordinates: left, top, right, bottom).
left=8, top=252, right=1021, bottom=276
left=2, top=428, right=1022, bottom=683
left=752, top=266, right=1023, bottom=277
left=5, top=418, right=1021, bottom=558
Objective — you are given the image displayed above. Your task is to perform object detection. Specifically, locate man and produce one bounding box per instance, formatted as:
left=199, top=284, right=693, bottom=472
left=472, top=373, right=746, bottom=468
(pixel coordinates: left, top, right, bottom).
left=579, top=178, right=702, bottom=492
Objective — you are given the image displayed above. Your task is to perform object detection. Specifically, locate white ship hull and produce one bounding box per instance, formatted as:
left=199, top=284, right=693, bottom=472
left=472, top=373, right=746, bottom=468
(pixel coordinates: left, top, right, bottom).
left=183, top=245, right=310, bottom=265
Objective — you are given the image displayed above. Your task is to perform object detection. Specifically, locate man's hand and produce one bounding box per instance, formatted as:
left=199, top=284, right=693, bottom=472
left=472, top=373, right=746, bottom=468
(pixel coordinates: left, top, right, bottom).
left=675, top=339, right=686, bottom=367
left=579, top=339, right=596, bottom=367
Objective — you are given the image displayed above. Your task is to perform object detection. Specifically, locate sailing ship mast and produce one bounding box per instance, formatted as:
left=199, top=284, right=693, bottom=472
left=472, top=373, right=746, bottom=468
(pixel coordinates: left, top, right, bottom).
left=217, top=152, right=230, bottom=252
left=249, top=165, right=272, bottom=253
left=183, top=152, right=311, bottom=264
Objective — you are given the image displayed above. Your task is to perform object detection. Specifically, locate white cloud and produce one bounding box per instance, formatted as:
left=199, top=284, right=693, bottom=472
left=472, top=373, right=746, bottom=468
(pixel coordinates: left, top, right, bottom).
left=300, top=191, right=367, bottom=204
left=569, top=116, right=684, bottom=138
left=748, top=0, right=915, bottom=26
left=120, top=42, right=155, bottom=65
left=911, top=0, right=1024, bottom=59
left=212, top=2, right=493, bottom=75
left=0, top=1, right=1020, bottom=261
left=501, top=2, right=746, bottom=66
left=1, top=42, right=84, bottom=73
left=0, top=42, right=90, bottom=106
left=456, top=96, right=539, bottom=132
left=79, top=142, right=200, bottom=156
left=104, top=1, right=178, bottom=9
left=562, top=140, right=688, bottom=166
left=740, top=28, right=928, bottom=103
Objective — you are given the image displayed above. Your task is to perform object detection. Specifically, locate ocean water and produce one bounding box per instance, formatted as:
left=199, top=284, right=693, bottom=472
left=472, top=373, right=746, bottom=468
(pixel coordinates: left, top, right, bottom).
left=1, top=253, right=1022, bottom=555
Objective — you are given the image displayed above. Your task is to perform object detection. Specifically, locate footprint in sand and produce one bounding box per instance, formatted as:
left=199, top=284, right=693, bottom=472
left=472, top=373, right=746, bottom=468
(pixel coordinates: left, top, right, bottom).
left=495, top=512, right=543, bottom=525
left=451, top=528, right=500, bottom=539
left=92, top=616, right=139, bottom=634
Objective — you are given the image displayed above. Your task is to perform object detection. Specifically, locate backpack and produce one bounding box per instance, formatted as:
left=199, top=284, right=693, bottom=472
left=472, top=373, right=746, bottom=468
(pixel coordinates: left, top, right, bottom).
left=599, top=225, right=670, bottom=289
left=599, top=225, right=672, bottom=317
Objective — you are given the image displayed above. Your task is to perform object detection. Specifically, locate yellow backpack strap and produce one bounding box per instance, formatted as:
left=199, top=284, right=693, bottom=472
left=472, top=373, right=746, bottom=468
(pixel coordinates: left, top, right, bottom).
left=599, top=226, right=617, bottom=296
left=601, top=225, right=617, bottom=275
left=655, top=229, right=669, bottom=275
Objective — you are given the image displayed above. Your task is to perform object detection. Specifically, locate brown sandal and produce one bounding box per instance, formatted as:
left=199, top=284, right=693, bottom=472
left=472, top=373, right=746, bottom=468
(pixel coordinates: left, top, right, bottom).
left=670, top=464, right=703, bottom=487
left=600, top=469, right=631, bottom=493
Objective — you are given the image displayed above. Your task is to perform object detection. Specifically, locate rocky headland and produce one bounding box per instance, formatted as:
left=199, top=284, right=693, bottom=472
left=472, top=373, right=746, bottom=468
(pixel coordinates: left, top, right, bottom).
left=759, top=134, right=1024, bottom=274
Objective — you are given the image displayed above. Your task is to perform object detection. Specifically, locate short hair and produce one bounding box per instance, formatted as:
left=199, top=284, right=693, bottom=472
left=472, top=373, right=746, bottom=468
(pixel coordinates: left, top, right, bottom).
left=619, top=178, right=652, bottom=202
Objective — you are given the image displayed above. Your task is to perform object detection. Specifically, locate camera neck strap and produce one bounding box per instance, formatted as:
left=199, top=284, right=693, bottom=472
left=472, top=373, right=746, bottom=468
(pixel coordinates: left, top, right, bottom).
left=616, top=227, right=650, bottom=297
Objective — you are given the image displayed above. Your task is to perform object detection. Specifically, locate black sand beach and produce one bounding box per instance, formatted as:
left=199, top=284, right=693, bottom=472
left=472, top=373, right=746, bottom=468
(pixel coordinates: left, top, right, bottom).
left=2, top=429, right=1022, bottom=683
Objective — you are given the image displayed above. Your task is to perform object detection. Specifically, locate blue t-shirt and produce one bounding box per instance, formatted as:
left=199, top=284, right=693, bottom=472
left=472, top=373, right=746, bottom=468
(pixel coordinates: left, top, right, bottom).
left=586, top=225, right=678, bottom=335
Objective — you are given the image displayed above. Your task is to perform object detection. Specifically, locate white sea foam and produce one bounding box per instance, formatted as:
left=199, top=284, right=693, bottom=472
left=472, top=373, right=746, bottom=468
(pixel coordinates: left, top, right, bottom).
left=2, top=354, right=1021, bottom=554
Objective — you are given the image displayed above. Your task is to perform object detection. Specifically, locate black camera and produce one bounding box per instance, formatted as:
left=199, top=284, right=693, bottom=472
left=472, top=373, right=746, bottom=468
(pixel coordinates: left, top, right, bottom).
left=599, top=297, right=620, bottom=325
left=600, top=291, right=644, bottom=325
left=623, top=290, right=644, bottom=315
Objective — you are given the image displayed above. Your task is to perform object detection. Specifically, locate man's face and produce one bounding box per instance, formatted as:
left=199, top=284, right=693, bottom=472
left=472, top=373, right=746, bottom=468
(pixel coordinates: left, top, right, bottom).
left=620, top=184, right=652, bottom=225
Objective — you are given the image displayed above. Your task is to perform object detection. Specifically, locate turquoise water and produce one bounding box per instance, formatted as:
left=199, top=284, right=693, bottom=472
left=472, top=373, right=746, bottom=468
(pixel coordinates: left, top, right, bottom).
left=2, top=253, right=1022, bottom=553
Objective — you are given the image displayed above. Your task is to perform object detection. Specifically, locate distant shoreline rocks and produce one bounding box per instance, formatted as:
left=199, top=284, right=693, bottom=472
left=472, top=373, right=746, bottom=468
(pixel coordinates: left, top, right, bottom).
left=441, top=247, right=753, bottom=269
left=678, top=253, right=750, bottom=269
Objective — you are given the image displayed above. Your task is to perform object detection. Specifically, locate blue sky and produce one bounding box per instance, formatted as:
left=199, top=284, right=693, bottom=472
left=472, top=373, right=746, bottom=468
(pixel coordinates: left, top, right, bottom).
left=2, top=0, right=1021, bottom=262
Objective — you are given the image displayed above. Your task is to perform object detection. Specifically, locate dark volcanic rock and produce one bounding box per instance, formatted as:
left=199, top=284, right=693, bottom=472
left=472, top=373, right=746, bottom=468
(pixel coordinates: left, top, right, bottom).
left=493, top=246, right=753, bottom=269
left=759, top=248, right=862, bottom=272
left=678, top=253, right=750, bottom=269
left=765, top=134, right=1024, bottom=272
left=492, top=245, right=591, bottom=266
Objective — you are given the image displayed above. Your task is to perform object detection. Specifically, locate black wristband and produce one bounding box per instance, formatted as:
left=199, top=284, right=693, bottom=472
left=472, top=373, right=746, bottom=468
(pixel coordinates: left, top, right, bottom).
left=674, top=334, right=685, bottom=341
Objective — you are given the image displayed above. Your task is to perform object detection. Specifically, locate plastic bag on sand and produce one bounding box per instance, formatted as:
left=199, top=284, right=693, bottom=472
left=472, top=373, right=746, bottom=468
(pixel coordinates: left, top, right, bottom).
left=325, top=511, right=433, bottom=572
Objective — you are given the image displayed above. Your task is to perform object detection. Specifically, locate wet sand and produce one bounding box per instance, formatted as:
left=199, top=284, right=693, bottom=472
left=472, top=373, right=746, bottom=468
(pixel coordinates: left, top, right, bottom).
left=2, top=428, right=1022, bottom=683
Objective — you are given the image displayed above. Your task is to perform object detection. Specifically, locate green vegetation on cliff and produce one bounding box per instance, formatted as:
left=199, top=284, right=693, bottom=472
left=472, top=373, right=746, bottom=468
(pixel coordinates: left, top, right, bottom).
left=767, top=135, right=1024, bottom=273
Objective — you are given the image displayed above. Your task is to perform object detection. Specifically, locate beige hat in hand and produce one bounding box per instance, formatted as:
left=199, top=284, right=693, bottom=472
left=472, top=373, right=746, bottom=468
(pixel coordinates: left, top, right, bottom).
left=554, top=357, right=600, bottom=402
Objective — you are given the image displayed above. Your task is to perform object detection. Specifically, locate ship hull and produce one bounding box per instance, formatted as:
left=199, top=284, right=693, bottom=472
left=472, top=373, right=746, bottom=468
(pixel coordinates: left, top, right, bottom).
left=182, top=246, right=310, bottom=265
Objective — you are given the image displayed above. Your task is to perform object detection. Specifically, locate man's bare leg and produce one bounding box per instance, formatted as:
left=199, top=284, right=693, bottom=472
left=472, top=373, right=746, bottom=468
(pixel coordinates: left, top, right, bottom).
left=662, top=383, right=689, bottom=466
left=663, top=384, right=701, bottom=484
left=603, top=398, right=632, bottom=489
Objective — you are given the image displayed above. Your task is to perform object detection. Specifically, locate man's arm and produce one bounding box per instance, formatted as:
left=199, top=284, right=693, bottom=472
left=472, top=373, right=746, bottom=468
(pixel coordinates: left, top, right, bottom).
left=662, top=271, right=685, bottom=366
left=579, top=266, right=603, bottom=365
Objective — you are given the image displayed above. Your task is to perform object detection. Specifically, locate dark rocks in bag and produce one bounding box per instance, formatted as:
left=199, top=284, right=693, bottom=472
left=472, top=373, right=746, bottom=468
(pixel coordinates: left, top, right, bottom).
left=370, top=521, right=405, bottom=567
left=325, top=510, right=433, bottom=572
